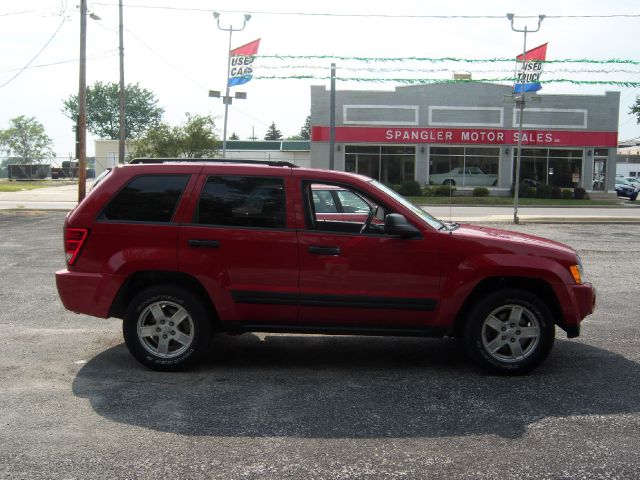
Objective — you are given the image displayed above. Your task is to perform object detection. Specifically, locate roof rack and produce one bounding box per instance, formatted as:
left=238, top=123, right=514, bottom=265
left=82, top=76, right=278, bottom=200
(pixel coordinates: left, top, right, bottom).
left=128, top=158, right=299, bottom=168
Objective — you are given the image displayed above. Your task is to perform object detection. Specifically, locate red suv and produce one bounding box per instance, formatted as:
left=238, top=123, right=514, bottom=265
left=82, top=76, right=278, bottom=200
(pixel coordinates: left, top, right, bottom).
left=56, top=160, right=595, bottom=374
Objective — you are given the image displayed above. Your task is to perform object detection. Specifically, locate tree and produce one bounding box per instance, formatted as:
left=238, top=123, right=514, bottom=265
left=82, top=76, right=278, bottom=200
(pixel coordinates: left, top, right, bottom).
left=229, top=132, right=240, bottom=140
left=62, top=81, right=164, bottom=140
left=299, top=115, right=311, bottom=140
left=264, top=122, right=282, bottom=140
left=130, top=113, right=219, bottom=158
left=631, top=96, right=640, bottom=123
left=0, top=115, right=55, bottom=164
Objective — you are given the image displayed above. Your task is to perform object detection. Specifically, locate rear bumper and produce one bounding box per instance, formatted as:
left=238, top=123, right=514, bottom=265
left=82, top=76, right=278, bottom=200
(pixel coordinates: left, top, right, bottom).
left=55, top=269, right=119, bottom=318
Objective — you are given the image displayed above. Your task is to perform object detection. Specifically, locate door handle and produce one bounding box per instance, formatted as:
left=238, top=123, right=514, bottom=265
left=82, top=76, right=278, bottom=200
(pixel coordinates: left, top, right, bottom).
left=308, top=245, right=340, bottom=255
left=188, top=239, right=220, bottom=248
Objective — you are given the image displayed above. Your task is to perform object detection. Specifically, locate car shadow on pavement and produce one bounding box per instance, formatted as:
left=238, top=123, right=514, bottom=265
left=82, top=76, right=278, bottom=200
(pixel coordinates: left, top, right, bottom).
left=72, top=334, right=640, bottom=439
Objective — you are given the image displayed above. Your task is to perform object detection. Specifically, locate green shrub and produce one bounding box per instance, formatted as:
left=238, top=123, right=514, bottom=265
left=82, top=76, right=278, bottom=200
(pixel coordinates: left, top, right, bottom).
left=398, top=180, right=422, bottom=196
left=551, top=187, right=562, bottom=199
left=574, top=187, right=587, bottom=200
left=422, top=186, right=434, bottom=197
left=511, top=182, right=533, bottom=198
left=434, top=185, right=456, bottom=196
left=536, top=184, right=553, bottom=199
left=562, top=189, right=573, bottom=199
left=527, top=187, right=537, bottom=198
left=473, top=187, right=489, bottom=197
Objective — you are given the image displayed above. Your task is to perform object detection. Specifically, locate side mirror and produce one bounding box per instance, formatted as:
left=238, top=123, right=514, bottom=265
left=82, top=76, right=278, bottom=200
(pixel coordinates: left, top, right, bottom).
left=384, top=214, right=421, bottom=239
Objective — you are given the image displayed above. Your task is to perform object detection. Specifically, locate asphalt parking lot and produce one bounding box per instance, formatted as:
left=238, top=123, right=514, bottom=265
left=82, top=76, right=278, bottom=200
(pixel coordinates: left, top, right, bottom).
left=1, top=210, right=639, bottom=479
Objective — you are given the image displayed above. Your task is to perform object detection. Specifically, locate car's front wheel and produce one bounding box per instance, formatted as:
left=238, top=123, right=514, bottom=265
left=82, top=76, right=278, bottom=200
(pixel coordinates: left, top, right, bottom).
left=123, top=285, right=212, bottom=371
left=463, top=289, right=555, bottom=375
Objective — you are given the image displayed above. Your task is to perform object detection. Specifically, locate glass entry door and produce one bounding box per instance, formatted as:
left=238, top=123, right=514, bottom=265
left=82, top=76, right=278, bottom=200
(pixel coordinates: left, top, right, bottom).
left=592, top=149, right=608, bottom=191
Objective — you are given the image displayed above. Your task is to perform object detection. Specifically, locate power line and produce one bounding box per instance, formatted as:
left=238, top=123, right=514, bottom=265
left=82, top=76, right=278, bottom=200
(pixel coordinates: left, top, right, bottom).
left=0, top=9, right=40, bottom=17
left=0, top=15, right=68, bottom=88
left=90, top=3, right=640, bottom=20
left=123, top=27, right=208, bottom=90
left=0, top=50, right=118, bottom=74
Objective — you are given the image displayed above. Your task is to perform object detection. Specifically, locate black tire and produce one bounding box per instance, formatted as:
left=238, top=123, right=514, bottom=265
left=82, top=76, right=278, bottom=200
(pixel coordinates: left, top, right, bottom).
left=443, top=179, right=456, bottom=186
left=123, top=285, right=212, bottom=371
left=463, top=289, right=555, bottom=375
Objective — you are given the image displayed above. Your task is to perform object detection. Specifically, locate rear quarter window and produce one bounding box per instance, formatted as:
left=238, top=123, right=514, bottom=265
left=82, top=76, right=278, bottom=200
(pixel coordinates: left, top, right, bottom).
left=99, top=174, right=190, bottom=223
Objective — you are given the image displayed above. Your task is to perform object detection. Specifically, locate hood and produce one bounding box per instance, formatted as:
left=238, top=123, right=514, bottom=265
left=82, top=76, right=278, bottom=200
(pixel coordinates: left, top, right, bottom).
left=451, top=223, right=576, bottom=258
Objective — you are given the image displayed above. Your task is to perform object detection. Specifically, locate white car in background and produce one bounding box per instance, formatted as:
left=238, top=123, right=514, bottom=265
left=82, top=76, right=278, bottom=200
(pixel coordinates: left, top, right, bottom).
left=429, top=166, right=498, bottom=186
left=617, top=176, right=640, bottom=189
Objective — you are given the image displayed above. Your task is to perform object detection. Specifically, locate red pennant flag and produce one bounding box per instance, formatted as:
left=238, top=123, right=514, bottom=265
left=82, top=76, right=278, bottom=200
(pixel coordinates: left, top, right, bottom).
left=516, top=43, right=548, bottom=62
left=230, top=39, right=261, bottom=56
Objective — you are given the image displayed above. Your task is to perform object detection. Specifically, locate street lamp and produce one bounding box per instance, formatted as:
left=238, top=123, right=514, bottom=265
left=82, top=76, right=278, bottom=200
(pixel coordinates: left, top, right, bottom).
left=118, top=0, right=125, bottom=164
left=212, top=12, right=251, bottom=158
left=507, top=13, right=544, bottom=224
left=78, top=1, right=101, bottom=202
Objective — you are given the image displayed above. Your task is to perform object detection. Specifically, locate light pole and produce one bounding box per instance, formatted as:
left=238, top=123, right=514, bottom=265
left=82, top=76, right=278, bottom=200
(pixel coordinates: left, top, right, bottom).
left=118, top=0, right=125, bottom=164
left=507, top=13, right=545, bottom=224
left=212, top=12, right=250, bottom=158
left=78, top=0, right=87, bottom=202
left=77, top=2, right=101, bottom=201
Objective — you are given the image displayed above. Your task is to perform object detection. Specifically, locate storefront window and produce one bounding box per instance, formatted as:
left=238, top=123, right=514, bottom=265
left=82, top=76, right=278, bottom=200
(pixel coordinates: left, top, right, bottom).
left=514, top=148, right=582, bottom=188
left=345, top=146, right=416, bottom=185
left=429, top=147, right=499, bottom=187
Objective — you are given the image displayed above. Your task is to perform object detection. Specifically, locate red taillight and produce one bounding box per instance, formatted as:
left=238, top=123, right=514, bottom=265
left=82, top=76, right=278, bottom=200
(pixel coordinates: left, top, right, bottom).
left=64, top=228, right=88, bottom=266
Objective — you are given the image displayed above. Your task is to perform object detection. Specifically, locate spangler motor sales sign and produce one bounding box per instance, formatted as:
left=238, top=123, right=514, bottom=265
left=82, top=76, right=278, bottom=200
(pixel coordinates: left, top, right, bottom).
left=311, top=126, right=618, bottom=147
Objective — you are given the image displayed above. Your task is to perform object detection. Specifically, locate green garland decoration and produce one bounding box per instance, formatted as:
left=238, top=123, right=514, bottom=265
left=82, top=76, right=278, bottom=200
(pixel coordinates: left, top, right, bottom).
left=258, top=65, right=640, bottom=74
left=253, top=75, right=640, bottom=87
left=258, top=55, right=640, bottom=65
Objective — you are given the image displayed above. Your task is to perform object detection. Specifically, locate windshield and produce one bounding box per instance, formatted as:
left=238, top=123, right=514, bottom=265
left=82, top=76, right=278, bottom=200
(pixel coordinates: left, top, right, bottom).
left=370, top=180, right=445, bottom=230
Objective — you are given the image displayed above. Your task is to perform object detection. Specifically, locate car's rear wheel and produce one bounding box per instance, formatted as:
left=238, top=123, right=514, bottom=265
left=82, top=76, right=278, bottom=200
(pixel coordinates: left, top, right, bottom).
left=463, top=289, right=555, bottom=375
left=123, top=285, right=211, bottom=371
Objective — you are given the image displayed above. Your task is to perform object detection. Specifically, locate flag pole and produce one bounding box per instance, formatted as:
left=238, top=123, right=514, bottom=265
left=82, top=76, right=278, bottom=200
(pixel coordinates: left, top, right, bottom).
left=507, top=14, right=545, bottom=224
left=213, top=13, right=251, bottom=159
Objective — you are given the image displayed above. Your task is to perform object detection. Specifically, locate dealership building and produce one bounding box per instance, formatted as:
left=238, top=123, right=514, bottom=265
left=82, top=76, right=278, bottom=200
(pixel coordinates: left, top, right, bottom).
left=310, top=83, right=620, bottom=194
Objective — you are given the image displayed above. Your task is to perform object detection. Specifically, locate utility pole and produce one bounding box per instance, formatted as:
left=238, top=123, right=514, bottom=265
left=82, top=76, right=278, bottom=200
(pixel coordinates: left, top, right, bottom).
left=78, top=0, right=87, bottom=202
left=118, top=0, right=125, bottom=164
left=507, top=13, right=545, bottom=224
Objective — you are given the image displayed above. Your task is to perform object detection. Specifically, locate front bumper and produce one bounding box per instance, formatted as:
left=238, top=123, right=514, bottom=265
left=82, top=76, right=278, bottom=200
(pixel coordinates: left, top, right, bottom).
left=557, top=282, right=596, bottom=338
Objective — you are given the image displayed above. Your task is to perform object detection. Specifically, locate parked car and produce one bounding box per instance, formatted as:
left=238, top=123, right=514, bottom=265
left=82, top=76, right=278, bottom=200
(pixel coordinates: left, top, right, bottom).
left=429, top=166, right=498, bottom=186
left=312, top=184, right=383, bottom=224
left=56, top=159, right=595, bottom=375
left=616, top=176, right=640, bottom=189
left=615, top=182, right=639, bottom=201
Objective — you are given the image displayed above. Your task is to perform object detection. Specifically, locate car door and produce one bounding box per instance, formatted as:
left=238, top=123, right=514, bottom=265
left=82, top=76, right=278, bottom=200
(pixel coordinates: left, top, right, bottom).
left=296, top=178, right=442, bottom=331
left=178, top=169, right=299, bottom=325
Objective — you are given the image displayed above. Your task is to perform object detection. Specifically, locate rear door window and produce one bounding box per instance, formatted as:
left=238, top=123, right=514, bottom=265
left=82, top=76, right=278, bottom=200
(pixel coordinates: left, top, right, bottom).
left=195, top=176, right=286, bottom=229
left=99, top=174, right=189, bottom=223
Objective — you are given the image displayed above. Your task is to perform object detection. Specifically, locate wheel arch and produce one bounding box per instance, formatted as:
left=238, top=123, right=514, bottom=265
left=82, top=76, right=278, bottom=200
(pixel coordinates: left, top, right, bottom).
left=449, top=276, right=563, bottom=337
left=109, top=270, right=218, bottom=322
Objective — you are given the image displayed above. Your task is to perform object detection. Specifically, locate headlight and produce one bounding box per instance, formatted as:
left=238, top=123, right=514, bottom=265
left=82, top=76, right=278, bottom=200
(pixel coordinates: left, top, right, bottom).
left=570, top=255, right=586, bottom=284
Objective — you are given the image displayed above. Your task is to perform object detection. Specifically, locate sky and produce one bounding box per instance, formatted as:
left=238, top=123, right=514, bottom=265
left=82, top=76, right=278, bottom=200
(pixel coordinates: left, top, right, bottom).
left=1, top=0, right=639, bottom=160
